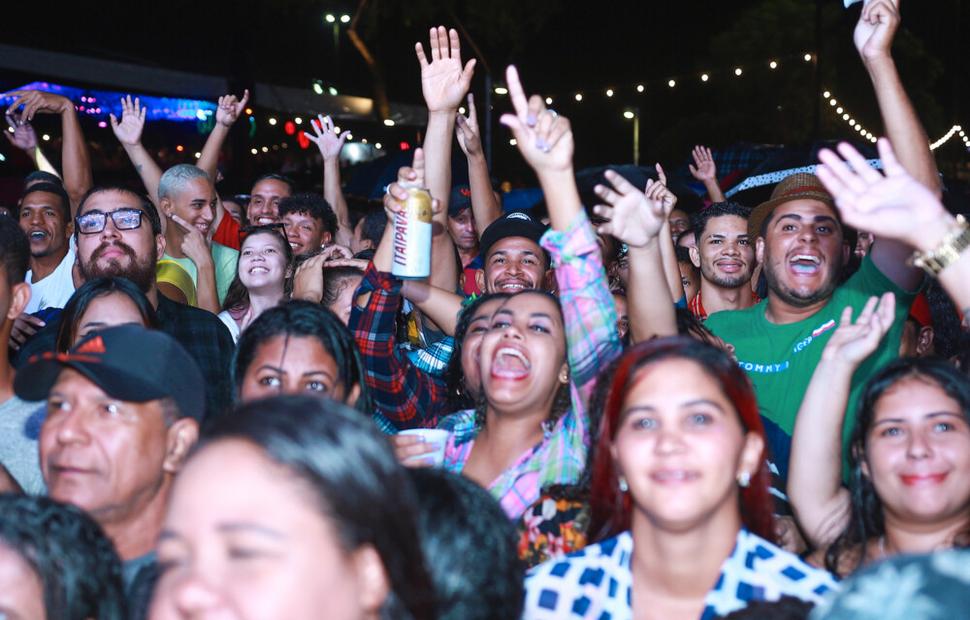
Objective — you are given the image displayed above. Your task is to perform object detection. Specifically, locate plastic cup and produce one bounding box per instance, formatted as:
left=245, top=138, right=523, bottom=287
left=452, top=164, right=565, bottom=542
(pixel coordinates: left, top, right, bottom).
left=399, top=429, right=450, bottom=466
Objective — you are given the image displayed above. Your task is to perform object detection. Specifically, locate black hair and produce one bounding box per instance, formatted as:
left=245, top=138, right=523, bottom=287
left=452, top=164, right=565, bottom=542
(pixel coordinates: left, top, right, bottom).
left=825, top=357, right=970, bottom=575
left=691, top=201, right=752, bottom=244
left=24, top=170, right=63, bottom=187
left=203, top=396, right=435, bottom=620
left=407, top=468, right=524, bottom=620
left=18, top=182, right=71, bottom=222
left=360, top=207, right=388, bottom=247
left=719, top=596, right=814, bottom=619
left=251, top=173, right=296, bottom=195
left=278, top=192, right=338, bottom=237
left=926, top=282, right=964, bottom=360
left=221, top=226, right=294, bottom=314
left=75, top=186, right=162, bottom=236
left=232, top=301, right=372, bottom=414
left=675, top=245, right=694, bottom=265
left=0, top=494, right=127, bottom=619
left=321, top=265, right=364, bottom=311
left=55, top=277, right=160, bottom=352
left=445, top=293, right=511, bottom=411
left=0, top=215, right=30, bottom=286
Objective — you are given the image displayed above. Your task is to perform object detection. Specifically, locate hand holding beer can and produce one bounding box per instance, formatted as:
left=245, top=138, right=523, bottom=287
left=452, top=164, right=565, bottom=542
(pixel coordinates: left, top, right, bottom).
left=391, top=184, right=433, bottom=279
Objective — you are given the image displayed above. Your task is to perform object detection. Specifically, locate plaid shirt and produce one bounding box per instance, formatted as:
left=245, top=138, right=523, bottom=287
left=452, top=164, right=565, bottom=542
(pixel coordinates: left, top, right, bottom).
left=439, top=210, right=622, bottom=520
left=350, top=264, right=446, bottom=429
left=155, top=296, right=235, bottom=422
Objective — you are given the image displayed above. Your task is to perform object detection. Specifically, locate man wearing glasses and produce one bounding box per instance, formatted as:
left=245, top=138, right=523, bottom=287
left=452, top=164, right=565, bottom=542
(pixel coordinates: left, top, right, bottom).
left=18, top=187, right=234, bottom=422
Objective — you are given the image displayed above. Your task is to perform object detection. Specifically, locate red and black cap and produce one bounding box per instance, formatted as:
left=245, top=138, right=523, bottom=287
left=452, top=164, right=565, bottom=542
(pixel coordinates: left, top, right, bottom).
left=14, top=324, right=206, bottom=422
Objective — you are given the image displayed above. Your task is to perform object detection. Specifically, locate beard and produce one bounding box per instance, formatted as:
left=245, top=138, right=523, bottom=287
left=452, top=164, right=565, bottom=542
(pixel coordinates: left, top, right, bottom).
left=78, top=241, right=157, bottom=293
left=763, top=248, right=843, bottom=308
left=700, top=262, right=751, bottom=289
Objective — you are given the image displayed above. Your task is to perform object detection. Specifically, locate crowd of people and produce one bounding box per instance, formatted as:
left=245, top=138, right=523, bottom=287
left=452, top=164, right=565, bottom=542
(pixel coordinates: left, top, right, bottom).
left=1, top=1, right=969, bottom=618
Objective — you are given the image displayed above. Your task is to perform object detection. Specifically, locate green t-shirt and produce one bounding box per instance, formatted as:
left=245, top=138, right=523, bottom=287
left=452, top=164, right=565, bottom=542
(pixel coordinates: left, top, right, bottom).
left=162, top=242, right=239, bottom=305
left=705, top=255, right=917, bottom=476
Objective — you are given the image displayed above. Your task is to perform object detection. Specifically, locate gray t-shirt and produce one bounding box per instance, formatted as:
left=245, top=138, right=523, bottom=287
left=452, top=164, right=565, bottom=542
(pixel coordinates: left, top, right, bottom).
left=0, top=396, right=45, bottom=495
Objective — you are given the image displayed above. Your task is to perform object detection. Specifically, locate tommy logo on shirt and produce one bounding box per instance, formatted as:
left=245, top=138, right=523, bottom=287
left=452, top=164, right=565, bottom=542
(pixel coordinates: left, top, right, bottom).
left=736, top=318, right=839, bottom=375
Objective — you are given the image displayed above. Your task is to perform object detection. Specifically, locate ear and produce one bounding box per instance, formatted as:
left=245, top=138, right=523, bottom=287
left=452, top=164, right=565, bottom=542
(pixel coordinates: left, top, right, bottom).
left=8, top=282, right=31, bottom=320
left=737, top=431, right=765, bottom=483
left=916, top=326, right=934, bottom=357
left=755, top=237, right=765, bottom=265
left=689, top=245, right=701, bottom=269
left=321, top=231, right=333, bottom=246
left=558, top=362, right=569, bottom=385
left=458, top=269, right=466, bottom=292
left=351, top=545, right=390, bottom=616
left=156, top=233, right=167, bottom=259
left=163, top=418, right=200, bottom=474
left=544, top=269, right=558, bottom=295
left=842, top=242, right=851, bottom=266
left=345, top=382, right=362, bottom=410
left=159, top=197, right=174, bottom=217
left=474, top=268, right=486, bottom=293
left=65, top=218, right=75, bottom=238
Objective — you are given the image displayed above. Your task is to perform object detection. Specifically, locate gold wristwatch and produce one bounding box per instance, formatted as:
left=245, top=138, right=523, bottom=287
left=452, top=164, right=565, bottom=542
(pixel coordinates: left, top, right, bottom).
left=910, top=215, right=970, bottom=276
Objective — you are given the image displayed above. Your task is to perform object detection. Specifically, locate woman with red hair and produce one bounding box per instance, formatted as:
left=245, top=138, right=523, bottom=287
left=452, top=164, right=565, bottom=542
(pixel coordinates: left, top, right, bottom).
left=523, top=337, right=837, bottom=619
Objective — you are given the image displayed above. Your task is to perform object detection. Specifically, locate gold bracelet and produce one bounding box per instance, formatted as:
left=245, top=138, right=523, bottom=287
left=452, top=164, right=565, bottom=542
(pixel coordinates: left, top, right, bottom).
left=910, top=215, right=970, bottom=277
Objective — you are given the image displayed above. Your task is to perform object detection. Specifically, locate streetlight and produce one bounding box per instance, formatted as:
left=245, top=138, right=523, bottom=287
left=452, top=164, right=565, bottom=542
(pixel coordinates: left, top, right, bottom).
left=624, top=108, right=640, bottom=166
left=324, top=13, right=353, bottom=76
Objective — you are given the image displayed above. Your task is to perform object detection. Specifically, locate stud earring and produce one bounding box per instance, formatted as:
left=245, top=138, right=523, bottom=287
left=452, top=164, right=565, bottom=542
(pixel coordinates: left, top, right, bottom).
left=618, top=476, right=629, bottom=493
left=737, top=471, right=751, bottom=488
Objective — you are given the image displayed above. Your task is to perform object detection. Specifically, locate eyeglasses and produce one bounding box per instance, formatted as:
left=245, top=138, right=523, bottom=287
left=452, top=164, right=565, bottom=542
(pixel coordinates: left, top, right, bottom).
left=76, top=208, right=144, bottom=235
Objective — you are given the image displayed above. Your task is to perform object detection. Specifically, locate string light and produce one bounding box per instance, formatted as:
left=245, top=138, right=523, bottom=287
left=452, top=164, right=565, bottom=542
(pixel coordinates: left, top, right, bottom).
left=545, top=97, right=553, bottom=105
left=375, top=142, right=382, bottom=149
left=42, top=134, right=50, bottom=141
left=804, top=53, right=813, bottom=62
left=509, top=138, right=517, bottom=146
left=383, top=119, right=395, bottom=127
left=822, top=89, right=877, bottom=143
left=769, top=60, right=778, bottom=69
left=575, top=93, right=583, bottom=102
left=701, top=73, right=709, bottom=82
left=734, top=67, right=743, bottom=76
left=667, top=79, right=676, bottom=88
left=268, top=117, right=277, bottom=126
left=606, top=88, right=614, bottom=97
left=636, top=84, right=644, bottom=93
left=929, top=124, right=970, bottom=151
left=295, top=117, right=303, bottom=125
left=494, top=86, right=508, bottom=95
left=250, top=148, right=258, bottom=155
left=194, top=152, right=201, bottom=158
left=261, top=146, right=268, bottom=153
left=623, top=110, right=635, bottom=119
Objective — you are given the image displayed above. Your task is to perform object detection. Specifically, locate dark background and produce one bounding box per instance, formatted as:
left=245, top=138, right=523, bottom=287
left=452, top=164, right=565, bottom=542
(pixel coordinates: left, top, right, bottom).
left=1, top=0, right=967, bottom=194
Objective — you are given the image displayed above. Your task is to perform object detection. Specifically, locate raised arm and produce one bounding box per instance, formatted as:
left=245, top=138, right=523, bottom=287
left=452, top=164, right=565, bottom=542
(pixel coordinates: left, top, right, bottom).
left=306, top=114, right=354, bottom=246
left=456, top=93, right=501, bottom=235
left=789, top=293, right=896, bottom=548
left=855, top=0, right=934, bottom=290
left=109, top=97, right=163, bottom=205
left=3, top=117, right=60, bottom=178
left=688, top=145, right=726, bottom=203
left=654, top=164, right=693, bottom=302
left=595, top=173, right=678, bottom=342
left=199, top=90, right=248, bottom=181
left=415, top=26, right=476, bottom=292
left=818, top=138, right=970, bottom=324
left=3, top=89, right=92, bottom=213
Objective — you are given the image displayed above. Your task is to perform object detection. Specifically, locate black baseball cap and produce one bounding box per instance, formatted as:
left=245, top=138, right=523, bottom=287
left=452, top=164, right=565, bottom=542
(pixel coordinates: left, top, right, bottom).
left=478, top=211, right=548, bottom=261
left=15, top=325, right=206, bottom=422
left=448, top=185, right=473, bottom=217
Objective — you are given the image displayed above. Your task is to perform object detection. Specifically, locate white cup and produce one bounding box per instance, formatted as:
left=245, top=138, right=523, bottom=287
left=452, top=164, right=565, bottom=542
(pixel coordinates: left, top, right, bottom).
left=399, top=429, right=450, bottom=466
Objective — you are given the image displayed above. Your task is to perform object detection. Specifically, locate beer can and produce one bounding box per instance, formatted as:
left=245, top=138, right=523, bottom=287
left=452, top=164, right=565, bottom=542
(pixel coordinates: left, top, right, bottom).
left=391, top=185, right=433, bottom=279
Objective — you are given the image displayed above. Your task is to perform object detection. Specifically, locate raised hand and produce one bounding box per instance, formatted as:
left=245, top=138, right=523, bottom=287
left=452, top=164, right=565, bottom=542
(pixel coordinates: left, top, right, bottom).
left=816, top=138, right=945, bottom=249
left=109, top=95, right=147, bottom=147
left=853, top=0, right=900, bottom=62
left=650, top=163, right=679, bottom=213
left=215, top=89, right=250, bottom=128
left=593, top=170, right=670, bottom=248
left=688, top=145, right=717, bottom=182
left=500, top=65, right=574, bottom=175
left=455, top=93, right=483, bottom=158
left=4, top=114, right=37, bottom=151
left=415, top=26, right=476, bottom=114
left=170, top=214, right=213, bottom=268
left=821, top=293, right=896, bottom=366
left=2, top=90, right=72, bottom=122
left=306, top=114, right=349, bottom=161
left=293, top=253, right=328, bottom=303
left=383, top=148, right=441, bottom=220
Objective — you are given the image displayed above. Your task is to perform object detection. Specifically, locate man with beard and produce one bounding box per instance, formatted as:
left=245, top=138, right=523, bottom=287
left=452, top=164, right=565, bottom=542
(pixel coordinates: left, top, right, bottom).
left=17, top=187, right=233, bottom=422
left=687, top=202, right=759, bottom=320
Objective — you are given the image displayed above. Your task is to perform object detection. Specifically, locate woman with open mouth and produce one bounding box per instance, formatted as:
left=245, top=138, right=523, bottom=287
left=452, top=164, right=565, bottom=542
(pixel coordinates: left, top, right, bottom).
left=789, top=293, right=970, bottom=577
left=524, top=338, right=837, bottom=619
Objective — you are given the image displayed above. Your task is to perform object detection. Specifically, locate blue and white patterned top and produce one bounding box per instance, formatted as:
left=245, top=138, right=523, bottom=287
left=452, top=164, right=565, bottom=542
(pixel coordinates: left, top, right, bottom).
left=523, top=528, right=838, bottom=619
